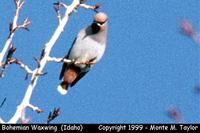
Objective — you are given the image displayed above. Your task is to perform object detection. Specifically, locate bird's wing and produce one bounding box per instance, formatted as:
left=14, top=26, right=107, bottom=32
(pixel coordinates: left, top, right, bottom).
left=70, top=70, right=88, bottom=87
left=59, top=38, right=77, bottom=80
left=70, top=57, right=96, bottom=87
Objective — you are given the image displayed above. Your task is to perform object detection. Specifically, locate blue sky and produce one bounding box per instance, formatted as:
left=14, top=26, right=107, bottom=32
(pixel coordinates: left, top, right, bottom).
left=0, top=0, right=199, bottom=123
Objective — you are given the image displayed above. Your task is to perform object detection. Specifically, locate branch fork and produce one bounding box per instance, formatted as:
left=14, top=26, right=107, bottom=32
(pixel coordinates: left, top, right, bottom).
left=0, top=0, right=30, bottom=71
left=0, top=0, right=101, bottom=123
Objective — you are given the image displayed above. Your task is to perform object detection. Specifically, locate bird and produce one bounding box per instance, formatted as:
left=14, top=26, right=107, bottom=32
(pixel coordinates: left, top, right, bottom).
left=57, top=12, right=108, bottom=95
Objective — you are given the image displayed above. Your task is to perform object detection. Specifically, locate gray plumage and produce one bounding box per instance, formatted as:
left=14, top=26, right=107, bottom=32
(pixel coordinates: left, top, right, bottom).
left=58, top=12, right=108, bottom=95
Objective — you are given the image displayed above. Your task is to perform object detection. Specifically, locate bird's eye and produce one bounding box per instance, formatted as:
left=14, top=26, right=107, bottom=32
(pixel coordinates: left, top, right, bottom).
left=93, top=19, right=108, bottom=26
left=97, top=21, right=104, bottom=25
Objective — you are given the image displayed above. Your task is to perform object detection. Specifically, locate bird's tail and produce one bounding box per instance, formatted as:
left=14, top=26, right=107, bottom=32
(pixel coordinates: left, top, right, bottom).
left=57, top=82, right=69, bottom=95
left=57, top=68, right=78, bottom=95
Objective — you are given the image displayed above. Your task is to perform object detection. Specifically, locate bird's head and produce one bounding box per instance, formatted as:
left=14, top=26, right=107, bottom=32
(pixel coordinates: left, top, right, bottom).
left=92, top=12, right=108, bottom=32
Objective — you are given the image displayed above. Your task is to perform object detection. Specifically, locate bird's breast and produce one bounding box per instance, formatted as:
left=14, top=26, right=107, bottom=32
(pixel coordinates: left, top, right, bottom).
left=69, top=37, right=105, bottom=68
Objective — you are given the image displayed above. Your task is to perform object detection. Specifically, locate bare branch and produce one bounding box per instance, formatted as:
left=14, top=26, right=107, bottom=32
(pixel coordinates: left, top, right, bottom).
left=6, top=45, right=16, bottom=60
left=167, top=106, right=184, bottom=123
left=53, top=2, right=70, bottom=24
left=47, top=56, right=96, bottom=65
left=0, top=0, right=28, bottom=68
left=47, top=57, right=74, bottom=64
left=7, top=0, right=82, bottom=123
left=180, top=19, right=200, bottom=44
left=47, top=107, right=60, bottom=124
left=181, top=19, right=195, bottom=36
left=27, top=104, right=43, bottom=113
left=14, top=0, right=25, bottom=10
left=17, top=18, right=31, bottom=31
left=0, top=98, right=7, bottom=108
left=1, top=0, right=97, bottom=124
left=60, top=2, right=68, bottom=9
left=80, top=3, right=101, bottom=12
left=4, top=58, right=33, bottom=75
left=0, top=44, right=33, bottom=77
left=14, top=59, right=33, bottom=74
left=33, top=57, right=41, bottom=68
left=54, top=2, right=62, bottom=24
left=18, top=1, right=25, bottom=10
left=3, top=44, right=17, bottom=68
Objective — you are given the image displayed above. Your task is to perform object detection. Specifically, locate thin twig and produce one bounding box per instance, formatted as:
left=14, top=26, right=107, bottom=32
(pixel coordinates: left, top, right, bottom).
left=0, top=98, right=7, bottom=108
left=0, top=0, right=29, bottom=64
left=80, top=3, right=101, bottom=12
left=27, top=103, right=43, bottom=113
left=47, top=107, right=60, bottom=124
left=7, top=0, right=81, bottom=123
left=47, top=56, right=96, bottom=65
left=4, top=58, right=33, bottom=74
left=180, top=19, right=200, bottom=44
left=54, top=2, right=62, bottom=24
left=1, top=44, right=33, bottom=77
left=1, top=0, right=98, bottom=123
left=167, top=106, right=184, bottom=123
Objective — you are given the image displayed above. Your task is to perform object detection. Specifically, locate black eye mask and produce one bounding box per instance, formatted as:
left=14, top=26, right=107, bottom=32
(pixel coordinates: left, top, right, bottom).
left=93, top=19, right=108, bottom=26
left=91, top=19, right=107, bottom=34
left=91, top=22, right=101, bottom=34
